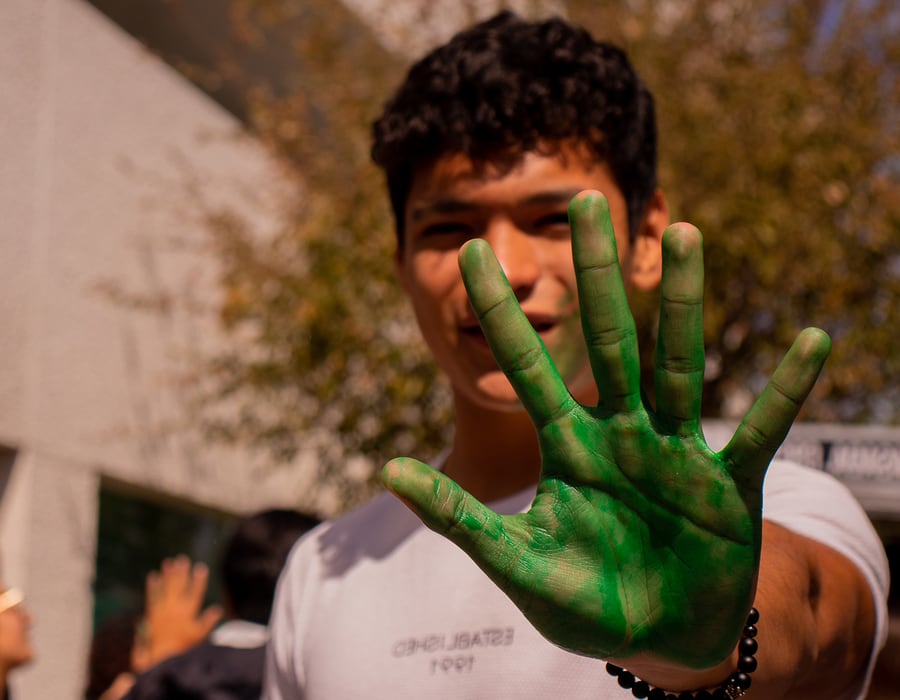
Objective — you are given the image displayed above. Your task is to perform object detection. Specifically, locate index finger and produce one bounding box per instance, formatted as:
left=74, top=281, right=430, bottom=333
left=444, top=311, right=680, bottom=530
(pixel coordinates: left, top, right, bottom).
left=459, top=239, right=577, bottom=428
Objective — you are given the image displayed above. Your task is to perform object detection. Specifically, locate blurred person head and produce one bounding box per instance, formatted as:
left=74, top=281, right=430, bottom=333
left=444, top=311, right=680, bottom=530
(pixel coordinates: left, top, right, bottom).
left=0, top=584, right=33, bottom=686
left=221, top=509, right=320, bottom=625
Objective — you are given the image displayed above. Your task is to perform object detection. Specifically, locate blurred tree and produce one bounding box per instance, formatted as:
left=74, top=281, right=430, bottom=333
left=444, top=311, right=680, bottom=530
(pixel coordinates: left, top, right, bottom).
left=109, top=0, right=897, bottom=512
left=178, top=0, right=456, bottom=511
left=194, top=1, right=570, bottom=510
left=568, top=0, right=899, bottom=424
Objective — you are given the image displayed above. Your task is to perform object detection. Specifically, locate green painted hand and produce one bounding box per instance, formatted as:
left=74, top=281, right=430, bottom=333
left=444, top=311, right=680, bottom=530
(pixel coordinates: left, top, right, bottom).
left=382, top=192, right=831, bottom=669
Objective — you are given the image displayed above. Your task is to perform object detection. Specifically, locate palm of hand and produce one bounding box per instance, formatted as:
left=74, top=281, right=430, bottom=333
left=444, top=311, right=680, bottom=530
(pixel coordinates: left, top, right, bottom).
left=383, top=191, right=829, bottom=668
left=507, top=412, right=758, bottom=666
left=139, top=556, right=223, bottom=668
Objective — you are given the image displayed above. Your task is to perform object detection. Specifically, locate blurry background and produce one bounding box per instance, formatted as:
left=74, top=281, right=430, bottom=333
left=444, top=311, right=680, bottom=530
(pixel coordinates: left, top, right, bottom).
left=0, top=0, right=896, bottom=697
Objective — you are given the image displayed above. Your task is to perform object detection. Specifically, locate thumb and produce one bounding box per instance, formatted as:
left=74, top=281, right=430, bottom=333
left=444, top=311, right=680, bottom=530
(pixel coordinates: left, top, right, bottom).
left=381, top=458, right=511, bottom=563
left=199, top=604, right=224, bottom=633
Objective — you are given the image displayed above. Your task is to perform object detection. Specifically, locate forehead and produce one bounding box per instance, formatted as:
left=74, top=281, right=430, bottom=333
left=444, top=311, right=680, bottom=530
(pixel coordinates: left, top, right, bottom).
left=406, top=143, right=619, bottom=216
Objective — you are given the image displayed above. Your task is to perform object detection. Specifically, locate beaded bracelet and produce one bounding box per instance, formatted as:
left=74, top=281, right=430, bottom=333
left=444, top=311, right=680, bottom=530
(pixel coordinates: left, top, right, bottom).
left=605, top=607, right=759, bottom=700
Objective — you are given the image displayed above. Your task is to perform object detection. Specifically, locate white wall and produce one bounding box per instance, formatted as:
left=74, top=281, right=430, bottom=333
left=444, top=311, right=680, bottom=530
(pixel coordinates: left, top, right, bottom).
left=0, top=0, right=323, bottom=696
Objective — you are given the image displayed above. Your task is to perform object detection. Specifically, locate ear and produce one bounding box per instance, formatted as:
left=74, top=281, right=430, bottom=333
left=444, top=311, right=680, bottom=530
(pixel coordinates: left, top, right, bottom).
left=628, top=189, right=668, bottom=291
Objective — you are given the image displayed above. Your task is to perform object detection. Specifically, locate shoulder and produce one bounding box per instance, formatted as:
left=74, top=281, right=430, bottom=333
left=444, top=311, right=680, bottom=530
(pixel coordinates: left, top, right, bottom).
left=280, top=490, right=422, bottom=582
left=763, top=458, right=881, bottom=546
left=125, top=643, right=264, bottom=700
left=763, top=459, right=886, bottom=572
left=265, top=491, right=424, bottom=696
left=763, top=458, right=890, bottom=683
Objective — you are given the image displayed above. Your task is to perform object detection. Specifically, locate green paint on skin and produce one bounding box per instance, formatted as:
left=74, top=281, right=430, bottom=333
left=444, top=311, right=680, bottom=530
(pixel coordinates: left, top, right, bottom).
left=394, top=192, right=824, bottom=668
left=506, top=401, right=759, bottom=663
left=704, top=478, right=726, bottom=510
left=653, top=226, right=706, bottom=428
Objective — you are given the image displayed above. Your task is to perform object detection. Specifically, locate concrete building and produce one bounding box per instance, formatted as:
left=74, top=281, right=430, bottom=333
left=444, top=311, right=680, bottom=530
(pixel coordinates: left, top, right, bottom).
left=0, top=1, right=322, bottom=696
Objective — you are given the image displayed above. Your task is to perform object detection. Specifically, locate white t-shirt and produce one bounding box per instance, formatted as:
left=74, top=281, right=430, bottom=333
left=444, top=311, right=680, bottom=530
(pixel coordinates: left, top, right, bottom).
left=263, top=460, right=889, bottom=699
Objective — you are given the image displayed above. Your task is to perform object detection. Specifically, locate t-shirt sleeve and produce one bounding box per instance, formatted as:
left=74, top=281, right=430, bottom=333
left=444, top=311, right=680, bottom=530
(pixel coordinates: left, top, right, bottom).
left=762, top=459, right=890, bottom=700
left=262, top=537, right=312, bottom=700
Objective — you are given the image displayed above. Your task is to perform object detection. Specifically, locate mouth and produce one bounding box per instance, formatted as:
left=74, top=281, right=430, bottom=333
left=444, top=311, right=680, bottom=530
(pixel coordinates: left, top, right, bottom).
left=459, top=314, right=560, bottom=344
left=527, top=315, right=557, bottom=335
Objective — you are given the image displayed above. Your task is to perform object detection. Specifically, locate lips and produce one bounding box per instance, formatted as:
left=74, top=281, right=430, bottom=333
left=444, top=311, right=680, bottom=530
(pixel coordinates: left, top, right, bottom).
left=525, top=313, right=559, bottom=335
left=458, top=312, right=561, bottom=342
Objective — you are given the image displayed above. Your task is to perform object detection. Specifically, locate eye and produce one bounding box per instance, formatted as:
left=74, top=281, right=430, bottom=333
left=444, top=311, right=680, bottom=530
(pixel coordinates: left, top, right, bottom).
left=410, top=221, right=478, bottom=251
left=420, top=222, right=473, bottom=237
left=533, top=212, right=571, bottom=233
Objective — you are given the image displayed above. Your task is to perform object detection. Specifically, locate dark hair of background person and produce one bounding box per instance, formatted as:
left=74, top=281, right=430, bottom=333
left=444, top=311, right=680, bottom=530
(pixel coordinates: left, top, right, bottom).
left=371, top=10, right=658, bottom=246
left=221, top=509, right=320, bottom=625
left=84, top=610, right=141, bottom=700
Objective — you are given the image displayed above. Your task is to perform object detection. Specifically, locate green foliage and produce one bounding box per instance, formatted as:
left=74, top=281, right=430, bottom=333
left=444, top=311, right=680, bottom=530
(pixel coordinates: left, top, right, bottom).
left=569, top=0, right=899, bottom=423
left=191, top=1, right=452, bottom=510
left=189, top=0, right=897, bottom=512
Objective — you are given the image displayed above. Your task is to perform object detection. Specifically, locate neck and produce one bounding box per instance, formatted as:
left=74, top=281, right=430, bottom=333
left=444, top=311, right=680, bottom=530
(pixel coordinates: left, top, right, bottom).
left=443, top=393, right=542, bottom=503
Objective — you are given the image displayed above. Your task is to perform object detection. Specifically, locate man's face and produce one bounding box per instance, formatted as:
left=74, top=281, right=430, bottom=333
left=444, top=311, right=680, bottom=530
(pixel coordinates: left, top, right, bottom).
left=397, top=143, right=660, bottom=412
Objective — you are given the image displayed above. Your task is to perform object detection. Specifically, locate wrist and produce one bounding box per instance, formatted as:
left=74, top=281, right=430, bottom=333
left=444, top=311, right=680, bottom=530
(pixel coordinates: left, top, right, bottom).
left=608, top=655, right=736, bottom=694
left=605, top=607, right=759, bottom=698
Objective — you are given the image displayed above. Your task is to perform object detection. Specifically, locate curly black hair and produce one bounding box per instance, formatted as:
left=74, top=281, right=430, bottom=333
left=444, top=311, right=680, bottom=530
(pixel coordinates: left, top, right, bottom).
left=371, top=11, right=657, bottom=246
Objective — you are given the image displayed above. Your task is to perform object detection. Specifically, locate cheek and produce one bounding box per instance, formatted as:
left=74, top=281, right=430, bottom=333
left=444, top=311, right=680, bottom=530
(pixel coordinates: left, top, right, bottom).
left=406, top=253, right=464, bottom=308
left=0, top=619, right=20, bottom=651
left=541, top=275, right=594, bottom=399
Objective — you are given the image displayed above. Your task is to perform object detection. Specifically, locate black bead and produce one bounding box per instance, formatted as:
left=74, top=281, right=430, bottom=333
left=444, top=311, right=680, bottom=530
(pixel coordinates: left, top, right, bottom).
left=738, top=654, right=758, bottom=673
left=746, top=607, right=759, bottom=625
left=742, top=624, right=758, bottom=638
left=631, top=680, right=650, bottom=698
left=738, top=636, right=758, bottom=656
left=606, top=662, right=624, bottom=676
left=618, top=671, right=636, bottom=689
left=666, top=695, right=678, bottom=700
left=676, top=692, right=693, bottom=700
left=733, top=672, right=752, bottom=689
left=695, top=691, right=714, bottom=700
left=712, top=688, right=728, bottom=700
left=647, top=689, right=668, bottom=700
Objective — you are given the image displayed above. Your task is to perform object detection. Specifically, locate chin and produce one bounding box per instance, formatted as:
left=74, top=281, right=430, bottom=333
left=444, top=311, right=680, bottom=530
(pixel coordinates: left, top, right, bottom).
left=460, top=368, right=598, bottom=414
left=467, top=373, right=528, bottom=412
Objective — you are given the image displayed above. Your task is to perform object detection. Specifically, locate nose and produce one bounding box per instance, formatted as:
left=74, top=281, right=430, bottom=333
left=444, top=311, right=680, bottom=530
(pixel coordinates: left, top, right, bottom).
left=484, top=219, right=540, bottom=301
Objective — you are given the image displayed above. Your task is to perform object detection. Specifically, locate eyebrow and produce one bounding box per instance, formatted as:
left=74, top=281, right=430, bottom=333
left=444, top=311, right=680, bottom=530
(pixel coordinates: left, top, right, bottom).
left=409, top=189, right=583, bottom=223
left=409, top=199, right=475, bottom=223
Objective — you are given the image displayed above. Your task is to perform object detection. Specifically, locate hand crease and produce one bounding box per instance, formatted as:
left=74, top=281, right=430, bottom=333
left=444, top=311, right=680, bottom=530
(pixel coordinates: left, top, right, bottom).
left=576, top=259, right=619, bottom=275
left=585, top=326, right=636, bottom=348
left=602, top=469, right=751, bottom=548
left=660, top=296, right=702, bottom=307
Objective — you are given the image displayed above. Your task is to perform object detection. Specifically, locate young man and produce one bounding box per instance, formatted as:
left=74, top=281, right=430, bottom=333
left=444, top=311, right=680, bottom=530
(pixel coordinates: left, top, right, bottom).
left=264, top=12, right=888, bottom=699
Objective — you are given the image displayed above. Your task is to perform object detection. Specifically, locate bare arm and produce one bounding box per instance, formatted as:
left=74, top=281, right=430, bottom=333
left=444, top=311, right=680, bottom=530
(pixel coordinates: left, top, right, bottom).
left=750, top=521, right=876, bottom=698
